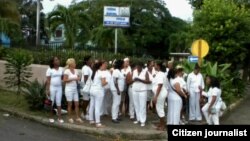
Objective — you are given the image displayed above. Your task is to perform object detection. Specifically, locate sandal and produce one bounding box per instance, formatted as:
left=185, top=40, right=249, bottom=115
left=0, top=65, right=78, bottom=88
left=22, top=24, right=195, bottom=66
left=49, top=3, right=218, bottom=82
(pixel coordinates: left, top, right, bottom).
left=156, top=126, right=166, bottom=131
left=76, top=118, right=83, bottom=123
left=96, top=123, right=105, bottom=128
left=153, top=122, right=161, bottom=128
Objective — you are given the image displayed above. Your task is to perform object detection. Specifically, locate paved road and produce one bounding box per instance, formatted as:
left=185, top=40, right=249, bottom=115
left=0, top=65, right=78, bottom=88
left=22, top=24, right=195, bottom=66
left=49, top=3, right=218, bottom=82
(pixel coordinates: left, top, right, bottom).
left=0, top=112, right=110, bottom=141
left=221, top=86, right=250, bottom=125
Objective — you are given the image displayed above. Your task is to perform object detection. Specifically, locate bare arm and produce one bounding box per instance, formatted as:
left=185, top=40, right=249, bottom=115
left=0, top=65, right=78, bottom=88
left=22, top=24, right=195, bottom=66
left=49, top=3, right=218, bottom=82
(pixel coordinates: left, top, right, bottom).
left=114, top=77, right=120, bottom=95
left=84, top=75, right=88, bottom=83
left=135, top=72, right=151, bottom=84
left=126, top=72, right=134, bottom=85
left=174, top=83, right=187, bottom=98
left=63, top=74, right=77, bottom=83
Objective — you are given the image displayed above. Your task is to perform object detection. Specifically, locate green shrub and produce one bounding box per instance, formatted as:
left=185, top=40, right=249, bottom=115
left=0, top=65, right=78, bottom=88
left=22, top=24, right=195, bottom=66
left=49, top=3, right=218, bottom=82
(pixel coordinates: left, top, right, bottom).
left=4, top=49, right=33, bottom=95
left=2, top=48, right=151, bottom=69
left=181, top=59, right=246, bottom=105
left=24, top=79, right=46, bottom=111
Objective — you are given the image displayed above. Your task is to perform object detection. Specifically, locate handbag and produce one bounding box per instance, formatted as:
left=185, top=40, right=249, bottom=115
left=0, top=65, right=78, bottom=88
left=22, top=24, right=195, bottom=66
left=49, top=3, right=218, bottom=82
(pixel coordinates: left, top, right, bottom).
left=82, top=83, right=91, bottom=94
left=44, top=97, right=52, bottom=111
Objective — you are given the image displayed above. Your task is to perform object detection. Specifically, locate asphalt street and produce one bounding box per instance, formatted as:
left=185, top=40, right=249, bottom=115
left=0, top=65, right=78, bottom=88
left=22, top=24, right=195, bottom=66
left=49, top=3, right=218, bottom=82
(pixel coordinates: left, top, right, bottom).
left=0, top=112, right=111, bottom=141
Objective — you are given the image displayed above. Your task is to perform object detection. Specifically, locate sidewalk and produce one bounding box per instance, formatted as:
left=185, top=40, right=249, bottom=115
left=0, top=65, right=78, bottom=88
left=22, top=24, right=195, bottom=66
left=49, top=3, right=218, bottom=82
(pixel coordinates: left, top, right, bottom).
left=1, top=85, right=249, bottom=140
left=0, top=107, right=167, bottom=140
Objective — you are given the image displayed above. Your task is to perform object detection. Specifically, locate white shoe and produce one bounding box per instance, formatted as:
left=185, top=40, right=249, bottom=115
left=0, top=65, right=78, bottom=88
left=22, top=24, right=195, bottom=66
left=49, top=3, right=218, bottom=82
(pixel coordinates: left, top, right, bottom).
left=180, top=120, right=185, bottom=125
left=58, top=119, right=64, bottom=123
left=68, top=118, right=74, bottom=124
left=133, top=121, right=139, bottom=124
left=61, top=109, right=68, bottom=114
left=49, top=118, right=55, bottom=123
left=85, top=115, right=89, bottom=120
left=81, top=113, right=85, bottom=119
left=141, top=123, right=145, bottom=127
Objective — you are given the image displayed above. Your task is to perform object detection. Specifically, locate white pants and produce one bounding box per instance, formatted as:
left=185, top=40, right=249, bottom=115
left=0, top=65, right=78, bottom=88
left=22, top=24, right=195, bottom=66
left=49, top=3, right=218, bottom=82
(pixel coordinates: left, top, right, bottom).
left=65, top=87, right=79, bottom=102
left=128, top=86, right=135, bottom=119
left=50, top=85, right=62, bottom=106
left=133, top=90, right=147, bottom=124
left=111, top=90, right=121, bottom=120
left=89, top=87, right=104, bottom=123
left=100, top=89, right=112, bottom=116
left=167, top=92, right=182, bottom=125
left=189, top=90, right=202, bottom=120
left=156, top=91, right=168, bottom=118
left=202, top=103, right=219, bottom=125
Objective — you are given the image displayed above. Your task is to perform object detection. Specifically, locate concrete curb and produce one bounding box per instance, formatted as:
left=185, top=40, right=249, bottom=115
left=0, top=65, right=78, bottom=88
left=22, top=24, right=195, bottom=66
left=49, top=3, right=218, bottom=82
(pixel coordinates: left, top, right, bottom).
left=220, top=98, right=244, bottom=119
left=0, top=107, right=166, bottom=140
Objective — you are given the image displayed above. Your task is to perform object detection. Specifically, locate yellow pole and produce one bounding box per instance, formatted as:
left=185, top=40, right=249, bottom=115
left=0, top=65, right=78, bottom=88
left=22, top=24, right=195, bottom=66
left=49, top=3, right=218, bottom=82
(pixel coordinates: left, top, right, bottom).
left=198, top=39, right=202, bottom=67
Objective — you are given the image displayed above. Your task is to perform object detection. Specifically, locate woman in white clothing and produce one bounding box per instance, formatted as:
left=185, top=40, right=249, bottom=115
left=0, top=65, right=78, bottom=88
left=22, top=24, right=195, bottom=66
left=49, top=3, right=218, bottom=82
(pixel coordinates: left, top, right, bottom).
left=132, top=62, right=151, bottom=127
left=100, top=65, right=112, bottom=116
left=110, top=59, right=125, bottom=123
left=202, top=76, right=222, bottom=125
left=167, top=69, right=188, bottom=125
left=80, top=56, right=93, bottom=120
left=146, top=60, right=156, bottom=111
left=89, top=61, right=108, bottom=128
left=126, top=63, right=136, bottom=120
left=46, top=57, right=64, bottom=123
left=187, top=63, right=205, bottom=121
left=152, top=62, right=168, bottom=131
left=63, top=58, right=83, bottom=124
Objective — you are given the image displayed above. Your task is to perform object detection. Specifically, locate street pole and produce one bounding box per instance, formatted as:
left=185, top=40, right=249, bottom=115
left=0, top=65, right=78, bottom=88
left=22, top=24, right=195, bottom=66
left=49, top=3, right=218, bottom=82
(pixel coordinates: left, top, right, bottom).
left=36, top=0, right=40, bottom=47
left=114, top=28, right=118, bottom=54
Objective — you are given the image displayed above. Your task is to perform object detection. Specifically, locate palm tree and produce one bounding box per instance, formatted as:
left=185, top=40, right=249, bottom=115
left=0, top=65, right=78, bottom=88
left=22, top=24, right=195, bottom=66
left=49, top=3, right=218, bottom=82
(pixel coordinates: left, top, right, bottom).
left=0, top=0, right=20, bottom=36
left=47, top=4, right=88, bottom=49
left=90, top=26, right=129, bottom=52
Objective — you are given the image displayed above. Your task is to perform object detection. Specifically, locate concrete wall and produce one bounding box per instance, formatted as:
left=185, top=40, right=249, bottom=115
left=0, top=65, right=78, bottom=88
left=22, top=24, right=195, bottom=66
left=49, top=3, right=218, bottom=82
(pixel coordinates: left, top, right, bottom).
left=0, top=60, right=81, bottom=88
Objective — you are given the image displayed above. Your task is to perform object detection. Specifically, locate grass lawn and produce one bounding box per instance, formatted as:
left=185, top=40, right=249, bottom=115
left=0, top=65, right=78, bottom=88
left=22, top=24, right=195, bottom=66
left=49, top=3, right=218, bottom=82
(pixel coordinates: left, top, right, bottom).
left=0, top=88, right=50, bottom=117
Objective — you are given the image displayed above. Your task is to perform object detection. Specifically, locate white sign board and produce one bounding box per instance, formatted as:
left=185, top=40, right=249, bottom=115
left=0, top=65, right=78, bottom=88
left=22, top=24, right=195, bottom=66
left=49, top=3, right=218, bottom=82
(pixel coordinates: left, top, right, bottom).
left=188, top=56, right=199, bottom=63
left=103, top=6, right=130, bottom=27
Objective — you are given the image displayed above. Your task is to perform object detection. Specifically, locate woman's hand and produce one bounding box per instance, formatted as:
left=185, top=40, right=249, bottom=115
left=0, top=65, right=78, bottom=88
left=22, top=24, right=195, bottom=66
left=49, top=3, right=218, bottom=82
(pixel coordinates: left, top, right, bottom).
left=153, top=96, right=158, bottom=104
left=46, top=89, right=50, bottom=97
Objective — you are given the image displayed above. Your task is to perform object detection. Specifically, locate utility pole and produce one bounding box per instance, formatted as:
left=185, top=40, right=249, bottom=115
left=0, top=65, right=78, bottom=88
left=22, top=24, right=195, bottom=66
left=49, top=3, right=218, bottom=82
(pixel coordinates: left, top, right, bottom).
left=36, top=0, right=40, bottom=47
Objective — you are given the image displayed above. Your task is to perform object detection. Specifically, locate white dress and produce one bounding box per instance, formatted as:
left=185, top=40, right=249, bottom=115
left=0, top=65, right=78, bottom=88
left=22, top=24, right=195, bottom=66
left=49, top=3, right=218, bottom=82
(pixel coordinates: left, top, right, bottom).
left=167, top=77, right=182, bottom=125
left=152, top=71, right=168, bottom=118
left=201, top=87, right=222, bottom=125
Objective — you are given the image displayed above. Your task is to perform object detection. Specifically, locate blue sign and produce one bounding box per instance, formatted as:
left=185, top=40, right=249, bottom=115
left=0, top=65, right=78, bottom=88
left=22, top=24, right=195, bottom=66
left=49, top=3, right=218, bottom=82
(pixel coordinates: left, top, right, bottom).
left=188, top=56, right=199, bottom=63
left=103, top=6, right=130, bottom=28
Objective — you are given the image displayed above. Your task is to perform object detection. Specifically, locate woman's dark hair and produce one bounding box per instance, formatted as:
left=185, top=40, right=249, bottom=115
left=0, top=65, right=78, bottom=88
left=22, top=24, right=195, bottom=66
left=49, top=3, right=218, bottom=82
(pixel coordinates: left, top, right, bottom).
left=176, top=68, right=184, bottom=74
left=167, top=68, right=176, bottom=80
left=91, top=61, right=105, bottom=80
left=114, top=59, right=124, bottom=70
left=83, top=55, right=91, bottom=66
left=130, top=61, right=136, bottom=70
left=155, top=61, right=166, bottom=72
left=136, top=62, right=144, bottom=68
left=49, top=56, right=58, bottom=68
left=207, top=75, right=220, bottom=88
left=147, top=60, right=153, bottom=67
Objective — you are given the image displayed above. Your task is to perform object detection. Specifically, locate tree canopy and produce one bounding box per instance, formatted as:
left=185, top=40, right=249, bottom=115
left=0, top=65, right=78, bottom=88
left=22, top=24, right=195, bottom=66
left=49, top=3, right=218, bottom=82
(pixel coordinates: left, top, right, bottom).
left=73, top=0, right=188, bottom=58
left=191, top=0, right=250, bottom=67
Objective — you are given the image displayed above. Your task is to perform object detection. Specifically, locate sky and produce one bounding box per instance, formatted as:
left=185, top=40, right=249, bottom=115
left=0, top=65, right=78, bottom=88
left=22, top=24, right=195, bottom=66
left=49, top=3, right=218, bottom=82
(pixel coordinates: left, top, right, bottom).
left=42, top=0, right=193, bottom=21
